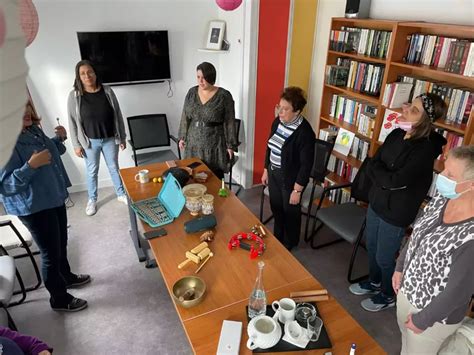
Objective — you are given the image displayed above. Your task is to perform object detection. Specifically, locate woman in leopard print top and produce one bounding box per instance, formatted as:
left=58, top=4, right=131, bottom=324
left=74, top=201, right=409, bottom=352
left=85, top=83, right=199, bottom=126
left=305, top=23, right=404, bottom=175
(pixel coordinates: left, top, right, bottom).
left=393, top=146, right=474, bottom=355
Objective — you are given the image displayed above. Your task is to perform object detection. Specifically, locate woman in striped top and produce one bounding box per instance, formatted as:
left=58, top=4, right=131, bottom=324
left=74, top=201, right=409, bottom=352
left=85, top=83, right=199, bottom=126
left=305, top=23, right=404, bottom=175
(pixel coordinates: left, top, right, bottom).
left=261, top=87, right=315, bottom=250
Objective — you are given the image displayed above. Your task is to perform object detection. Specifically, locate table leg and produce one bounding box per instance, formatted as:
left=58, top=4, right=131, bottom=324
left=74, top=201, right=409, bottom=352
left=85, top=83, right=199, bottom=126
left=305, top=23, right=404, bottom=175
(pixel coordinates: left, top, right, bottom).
left=127, top=197, right=146, bottom=262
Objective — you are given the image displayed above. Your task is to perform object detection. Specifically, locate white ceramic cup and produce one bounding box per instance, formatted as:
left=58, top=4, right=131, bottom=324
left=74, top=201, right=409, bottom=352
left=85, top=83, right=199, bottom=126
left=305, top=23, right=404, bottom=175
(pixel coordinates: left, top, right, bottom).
left=134, top=169, right=150, bottom=183
left=284, top=320, right=305, bottom=341
left=246, top=315, right=282, bottom=350
left=272, top=298, right=296, bottom=324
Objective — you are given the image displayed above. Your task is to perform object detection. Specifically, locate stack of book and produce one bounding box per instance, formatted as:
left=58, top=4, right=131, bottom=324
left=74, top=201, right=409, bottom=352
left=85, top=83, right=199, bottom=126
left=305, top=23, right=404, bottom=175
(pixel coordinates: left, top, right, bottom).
left=382, top=82, right=413, bottom=108
left=327, top=156, right=359, bottom=184
left=435, top=128, right=464, bottom=160
left=397, top=75, right=473, bottom=125
left=329, top=27, right=392, bottom=58
left=325, top=65, right=350, bottom=86
left=319, top=126, right=338, bottom=142
left=404, top=34, right=474, bottom=76
left=335, top=58, right=385, bottom=95
left=350, top=137, right=370, bottom=161
left=329, top=94, right=376, bottom=137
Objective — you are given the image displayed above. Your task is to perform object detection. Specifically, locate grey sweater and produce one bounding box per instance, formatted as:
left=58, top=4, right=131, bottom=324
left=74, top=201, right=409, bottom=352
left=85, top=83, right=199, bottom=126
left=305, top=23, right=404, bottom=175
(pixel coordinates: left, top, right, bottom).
left=67, top=86, right=126, bottom=149
left=396, top=193, right=474, bottom=330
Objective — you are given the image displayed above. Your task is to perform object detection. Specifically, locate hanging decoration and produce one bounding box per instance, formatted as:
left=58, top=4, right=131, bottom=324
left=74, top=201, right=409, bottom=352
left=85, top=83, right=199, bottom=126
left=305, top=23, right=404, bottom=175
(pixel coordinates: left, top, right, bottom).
left=19, top=0, right=39, bottom=46
left=215, top=0, right=242, bottom=11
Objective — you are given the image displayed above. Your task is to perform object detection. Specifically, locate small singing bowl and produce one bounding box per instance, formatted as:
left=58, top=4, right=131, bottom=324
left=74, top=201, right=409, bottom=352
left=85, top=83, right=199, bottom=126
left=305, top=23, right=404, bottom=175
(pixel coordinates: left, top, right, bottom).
left=172, top=276, right=206, bottom=308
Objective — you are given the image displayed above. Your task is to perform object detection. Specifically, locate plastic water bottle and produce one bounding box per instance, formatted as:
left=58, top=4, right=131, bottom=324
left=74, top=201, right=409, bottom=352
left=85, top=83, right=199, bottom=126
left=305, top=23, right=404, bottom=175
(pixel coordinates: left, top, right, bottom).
left=248, top=261, right=266, bottom=318
left=349, top=343, right=356, bottom=354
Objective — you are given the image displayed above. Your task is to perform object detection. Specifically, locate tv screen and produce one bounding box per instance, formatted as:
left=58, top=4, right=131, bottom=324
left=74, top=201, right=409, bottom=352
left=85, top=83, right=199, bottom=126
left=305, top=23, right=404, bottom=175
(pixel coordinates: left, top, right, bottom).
left=77, top=31, right=171, bottom=85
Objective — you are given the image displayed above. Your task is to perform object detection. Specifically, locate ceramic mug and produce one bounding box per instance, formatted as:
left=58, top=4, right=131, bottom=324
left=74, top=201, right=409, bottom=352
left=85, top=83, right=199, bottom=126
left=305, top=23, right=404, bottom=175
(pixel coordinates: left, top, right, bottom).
left=134, top=169, right=150, bottom=184
left=272, top=298, right=296, bottom=324
left=247, top=315, right=282, bottom=350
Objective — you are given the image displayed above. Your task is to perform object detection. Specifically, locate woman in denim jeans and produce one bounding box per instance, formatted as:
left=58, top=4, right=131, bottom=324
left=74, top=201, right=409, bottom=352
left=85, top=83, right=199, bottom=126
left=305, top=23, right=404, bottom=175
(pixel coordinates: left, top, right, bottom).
left=348, top=93, right=447, bottom=312
left=68, top=60, right=127, bottom=216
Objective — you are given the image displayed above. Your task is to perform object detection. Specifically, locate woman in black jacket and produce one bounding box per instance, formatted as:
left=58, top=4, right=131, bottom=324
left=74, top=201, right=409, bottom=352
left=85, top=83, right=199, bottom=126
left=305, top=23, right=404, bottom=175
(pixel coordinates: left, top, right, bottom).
left=349, top=93, right=447, bottom=312
left=261, top=87, right=315, bottom=250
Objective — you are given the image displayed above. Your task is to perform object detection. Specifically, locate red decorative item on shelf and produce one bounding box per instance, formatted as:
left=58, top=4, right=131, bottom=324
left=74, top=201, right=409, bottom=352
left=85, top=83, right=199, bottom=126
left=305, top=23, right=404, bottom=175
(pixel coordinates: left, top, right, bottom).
left=215, top=0, right=242, bottom=11
left=19, top=0, right=39, bottom=47
left=228, top=232, right=265, bottom=259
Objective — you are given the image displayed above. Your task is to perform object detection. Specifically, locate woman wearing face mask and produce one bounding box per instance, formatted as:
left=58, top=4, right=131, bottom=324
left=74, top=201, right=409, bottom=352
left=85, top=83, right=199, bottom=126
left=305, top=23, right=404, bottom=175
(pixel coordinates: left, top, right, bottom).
left=349, top=93, right=447, bottom=312
left=261, top=86, right=315, bottom=250
left=392, top=145, right=473, bottom=354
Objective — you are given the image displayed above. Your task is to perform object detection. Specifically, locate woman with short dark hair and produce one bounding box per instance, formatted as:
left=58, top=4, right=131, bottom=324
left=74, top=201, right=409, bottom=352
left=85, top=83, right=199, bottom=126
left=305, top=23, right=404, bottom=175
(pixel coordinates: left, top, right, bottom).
left=349, top=93, right=447, bottom=312
left=178, top=62, right=237, bottom=179
left=261, top=86, right=315, bottom=250
left=68, top=60, right=128, bottom=216
left=393, top=145, right=474, bottom=354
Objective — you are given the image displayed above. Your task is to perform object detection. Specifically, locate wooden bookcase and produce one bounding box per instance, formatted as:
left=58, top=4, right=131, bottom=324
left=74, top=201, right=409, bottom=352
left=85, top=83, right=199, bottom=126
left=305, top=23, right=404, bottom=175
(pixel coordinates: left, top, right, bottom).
left=319, top=18, right=474, bottom=182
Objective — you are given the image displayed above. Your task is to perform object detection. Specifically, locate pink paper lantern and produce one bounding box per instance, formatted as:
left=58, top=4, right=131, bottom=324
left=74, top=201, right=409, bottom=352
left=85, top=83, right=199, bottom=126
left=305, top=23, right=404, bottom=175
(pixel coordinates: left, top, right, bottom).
left=19, top=0, right=39, bottom=47
left=0, top=9, right=5, bottom=47
left=216, top=0, right=242, bottom=11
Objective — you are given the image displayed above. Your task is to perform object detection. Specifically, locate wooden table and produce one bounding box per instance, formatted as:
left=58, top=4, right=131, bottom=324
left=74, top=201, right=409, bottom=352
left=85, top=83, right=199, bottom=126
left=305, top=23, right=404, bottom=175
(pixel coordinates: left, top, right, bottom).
left=120, top=159, right=385, bottom=355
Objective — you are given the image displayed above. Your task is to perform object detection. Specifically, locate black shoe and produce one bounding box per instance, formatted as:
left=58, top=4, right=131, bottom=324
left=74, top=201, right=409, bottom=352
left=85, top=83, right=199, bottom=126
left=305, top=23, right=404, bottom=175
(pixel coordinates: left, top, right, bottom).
left=66, top=274, right=91, bottom=289
left=51, top=297, right=88, bottom=312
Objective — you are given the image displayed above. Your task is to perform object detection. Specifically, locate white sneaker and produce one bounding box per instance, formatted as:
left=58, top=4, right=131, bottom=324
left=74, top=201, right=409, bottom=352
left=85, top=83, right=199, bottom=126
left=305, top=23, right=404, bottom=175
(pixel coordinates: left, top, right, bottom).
left=117, top=195, right=128, bottom=205
left=85, top=200, right=97, bottom=216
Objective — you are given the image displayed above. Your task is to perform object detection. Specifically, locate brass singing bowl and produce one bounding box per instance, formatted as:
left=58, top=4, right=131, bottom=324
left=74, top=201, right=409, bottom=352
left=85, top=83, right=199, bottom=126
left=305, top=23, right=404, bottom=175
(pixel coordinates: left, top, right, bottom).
left=172, top=276, right=206, bottom=308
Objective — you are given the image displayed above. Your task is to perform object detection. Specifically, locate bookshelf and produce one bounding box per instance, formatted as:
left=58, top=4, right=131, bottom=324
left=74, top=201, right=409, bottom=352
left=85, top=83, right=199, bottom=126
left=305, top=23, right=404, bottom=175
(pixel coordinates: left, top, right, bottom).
left=319, top=18, right=474, bottom=186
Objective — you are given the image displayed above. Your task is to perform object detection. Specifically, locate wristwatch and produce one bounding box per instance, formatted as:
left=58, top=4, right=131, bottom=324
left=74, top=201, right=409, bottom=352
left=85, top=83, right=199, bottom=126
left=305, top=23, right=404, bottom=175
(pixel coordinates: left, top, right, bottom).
left=293, top=189, right=302, bottom=194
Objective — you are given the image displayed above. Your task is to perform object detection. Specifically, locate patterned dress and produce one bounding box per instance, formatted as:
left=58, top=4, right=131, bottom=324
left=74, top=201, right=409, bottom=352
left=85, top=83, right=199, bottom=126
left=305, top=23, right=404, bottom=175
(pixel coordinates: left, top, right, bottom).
left=178, top=86, right=237, bottom=174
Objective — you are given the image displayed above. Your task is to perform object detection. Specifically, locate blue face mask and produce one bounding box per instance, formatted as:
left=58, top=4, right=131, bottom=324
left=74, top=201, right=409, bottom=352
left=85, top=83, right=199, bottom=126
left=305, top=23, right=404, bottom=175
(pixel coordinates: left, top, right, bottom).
left=435, top=174, right=470, bottom=199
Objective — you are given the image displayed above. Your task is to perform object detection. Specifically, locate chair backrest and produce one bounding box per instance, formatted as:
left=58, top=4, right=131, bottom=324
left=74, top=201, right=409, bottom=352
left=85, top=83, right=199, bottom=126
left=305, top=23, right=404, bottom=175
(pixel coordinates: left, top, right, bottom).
left=235, top=119, right=241, bottom=147
left=127, top=114, right=170, bottom=150
left=310, top=138, right=334, bottom=184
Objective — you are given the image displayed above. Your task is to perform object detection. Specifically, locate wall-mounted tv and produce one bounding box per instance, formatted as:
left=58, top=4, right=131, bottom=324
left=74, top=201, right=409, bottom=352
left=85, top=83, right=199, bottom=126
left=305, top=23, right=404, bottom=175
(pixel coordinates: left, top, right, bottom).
left=77, top=31, right=171, bottom=85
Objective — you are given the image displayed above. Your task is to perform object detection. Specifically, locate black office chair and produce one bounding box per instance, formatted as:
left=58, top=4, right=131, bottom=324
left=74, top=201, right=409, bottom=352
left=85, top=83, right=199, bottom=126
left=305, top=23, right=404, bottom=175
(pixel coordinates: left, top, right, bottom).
left=259, top=138, right=334, bottom=242
left=127, top=114, right=181, bottom=167
left=307, top=164, right=370, bottom=283
left=228, top=119, right=242, bottom=194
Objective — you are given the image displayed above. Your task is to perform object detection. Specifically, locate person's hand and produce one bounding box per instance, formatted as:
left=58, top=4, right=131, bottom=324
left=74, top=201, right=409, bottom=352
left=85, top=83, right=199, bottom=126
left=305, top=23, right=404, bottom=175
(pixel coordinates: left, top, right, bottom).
left=54, top=125, right=67, bottom=141
left=28, top=150, right=51, bottom=169
left=178, top=140, right=185, bottom=150
left=289, top=190, right=301, bottom=205
left=405, top=314, right=423, bottom=334
left=120, top=142, right=126, bottom=150
left=392, top=271, right=402, bottom=294
left=74, top=147, right=85, bottom=158
left=38, top=350, right=52, bottom=355
left=227, top=149, right=234, bottom=160
left=261, top=169, right=268, bottom=186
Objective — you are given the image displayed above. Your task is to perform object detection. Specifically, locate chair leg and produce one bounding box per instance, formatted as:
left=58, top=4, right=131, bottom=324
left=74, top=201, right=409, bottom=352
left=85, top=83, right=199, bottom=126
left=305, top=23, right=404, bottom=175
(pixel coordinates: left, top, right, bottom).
left=8, top=222, right=42, bottom=292
left=347, top=222, right=368, bottom=284
left=3, top=306, right=18, bottom=331
left=9, top=269, right=27, bottom=307
left=258, top=188, right=273, bottom=225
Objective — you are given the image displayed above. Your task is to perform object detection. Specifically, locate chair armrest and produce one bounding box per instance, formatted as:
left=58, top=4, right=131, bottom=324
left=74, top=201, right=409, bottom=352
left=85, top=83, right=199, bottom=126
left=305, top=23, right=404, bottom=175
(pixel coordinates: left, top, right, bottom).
left=170, top=135, right=182, bottom=160
left=317, top=182, right=353, bottom=209
left=170, top=135, right=179, bottom=144
left=128, top=139, right=136, bottom=149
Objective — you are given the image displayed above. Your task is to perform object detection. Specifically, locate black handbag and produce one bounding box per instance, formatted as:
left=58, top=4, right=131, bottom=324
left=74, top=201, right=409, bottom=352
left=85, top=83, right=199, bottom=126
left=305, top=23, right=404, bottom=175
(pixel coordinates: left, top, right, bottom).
left=351, top=157, right=373, bottom=203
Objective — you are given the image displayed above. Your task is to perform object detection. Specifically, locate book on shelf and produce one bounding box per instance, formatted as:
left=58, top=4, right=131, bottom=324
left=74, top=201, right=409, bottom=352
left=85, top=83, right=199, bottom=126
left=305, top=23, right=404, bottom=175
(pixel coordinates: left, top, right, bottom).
left=325, top=65, right=350, bottom=86
left=327, top=156, right=359, bottom=184
left=350, top=137, right=370, bottom=161
left=330, top=27, right=392, bottom=58
left=329, top=94, right=377, bottom=137
left=324, top=175, right=355, bottom=204
left=404, top=34, right=474, bottom=77
left=334, top=128, right=356, bottom=156
left=335, top=57, right=385, bottom=95
left=434, top=128, right=464, bottom=160
left=378, top=109, right=401, bottom=143
left=382, top=82, right=413, bottom=108
left=397, top=74, right=473, bottom=125
left=319, top=126, right=338, bottom=142
left=427, top=172, right=439, bottom=198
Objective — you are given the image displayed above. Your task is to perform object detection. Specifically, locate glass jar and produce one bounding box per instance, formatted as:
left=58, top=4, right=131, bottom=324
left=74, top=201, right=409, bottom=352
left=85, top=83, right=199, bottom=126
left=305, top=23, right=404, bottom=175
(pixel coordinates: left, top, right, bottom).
left=201, top=194, right=214, bottom=215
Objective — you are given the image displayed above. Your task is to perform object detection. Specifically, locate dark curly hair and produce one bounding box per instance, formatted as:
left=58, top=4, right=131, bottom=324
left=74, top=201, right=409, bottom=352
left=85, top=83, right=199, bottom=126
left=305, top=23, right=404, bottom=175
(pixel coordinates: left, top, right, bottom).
left=280, top=86, right=307, bottom=112
left=196, top=62, right=217, bottom=85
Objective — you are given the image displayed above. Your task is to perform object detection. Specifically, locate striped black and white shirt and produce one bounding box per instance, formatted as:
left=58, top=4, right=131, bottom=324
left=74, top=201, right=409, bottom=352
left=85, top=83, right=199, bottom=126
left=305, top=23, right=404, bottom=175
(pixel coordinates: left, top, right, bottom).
left=267, top=115, right=303, bottom=168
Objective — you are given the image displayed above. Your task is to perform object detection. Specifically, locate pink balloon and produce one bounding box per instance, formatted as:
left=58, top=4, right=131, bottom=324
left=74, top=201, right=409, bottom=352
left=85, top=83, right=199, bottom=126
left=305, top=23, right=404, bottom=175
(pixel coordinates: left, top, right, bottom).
left=216, top=0, right=242, bottom=11
left=0, top=9, right=5, bottom=47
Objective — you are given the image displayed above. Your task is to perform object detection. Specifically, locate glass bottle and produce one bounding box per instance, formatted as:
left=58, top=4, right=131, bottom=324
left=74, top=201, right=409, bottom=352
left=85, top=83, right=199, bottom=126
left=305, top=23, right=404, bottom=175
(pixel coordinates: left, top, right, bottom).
left=248, top=261, right=267, bottom=318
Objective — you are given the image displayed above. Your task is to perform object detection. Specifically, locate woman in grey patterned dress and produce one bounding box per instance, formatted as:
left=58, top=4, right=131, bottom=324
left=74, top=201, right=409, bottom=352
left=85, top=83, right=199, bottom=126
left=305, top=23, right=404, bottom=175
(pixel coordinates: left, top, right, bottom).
left=178, top=62, right=237, bottom=179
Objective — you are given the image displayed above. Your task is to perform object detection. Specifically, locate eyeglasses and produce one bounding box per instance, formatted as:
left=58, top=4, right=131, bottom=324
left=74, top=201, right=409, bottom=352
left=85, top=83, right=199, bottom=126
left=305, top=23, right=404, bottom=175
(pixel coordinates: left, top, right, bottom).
left=275, top=104, right=293, bottom=113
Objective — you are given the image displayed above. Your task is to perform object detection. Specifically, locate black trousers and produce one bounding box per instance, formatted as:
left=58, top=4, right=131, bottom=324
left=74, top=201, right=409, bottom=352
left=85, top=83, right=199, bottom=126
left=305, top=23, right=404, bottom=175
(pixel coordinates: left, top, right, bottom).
left=19, top=205, right=74, bottom=306
left=268, top=166, right=302, bottom=248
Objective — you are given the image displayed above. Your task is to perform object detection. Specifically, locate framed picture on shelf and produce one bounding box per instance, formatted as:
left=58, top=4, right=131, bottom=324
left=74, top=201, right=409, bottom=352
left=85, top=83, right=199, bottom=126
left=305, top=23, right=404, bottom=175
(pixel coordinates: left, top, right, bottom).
left=206, top=20, right=226, bottom=50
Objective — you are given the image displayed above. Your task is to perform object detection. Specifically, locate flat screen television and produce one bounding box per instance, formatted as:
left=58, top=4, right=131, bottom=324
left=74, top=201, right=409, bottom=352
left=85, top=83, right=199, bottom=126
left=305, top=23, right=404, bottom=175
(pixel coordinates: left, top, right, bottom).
left=77, top=31, right=171, bottom=85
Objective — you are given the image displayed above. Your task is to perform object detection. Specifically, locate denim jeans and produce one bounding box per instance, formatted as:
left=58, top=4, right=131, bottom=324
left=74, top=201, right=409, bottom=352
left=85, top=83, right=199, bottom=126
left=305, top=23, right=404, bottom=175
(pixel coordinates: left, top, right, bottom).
left=19, top=205, right=74, bottom=306
left=84, top=137, right=125, bottom=201
left=365, top=206, right=405, bottom=297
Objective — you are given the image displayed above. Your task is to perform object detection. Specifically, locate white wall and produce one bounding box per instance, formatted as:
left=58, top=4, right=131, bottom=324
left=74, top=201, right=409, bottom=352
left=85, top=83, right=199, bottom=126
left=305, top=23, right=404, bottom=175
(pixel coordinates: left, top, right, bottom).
left=307, top=0, right=474, bottom=129
left=26, top=0, right=245, bottom=192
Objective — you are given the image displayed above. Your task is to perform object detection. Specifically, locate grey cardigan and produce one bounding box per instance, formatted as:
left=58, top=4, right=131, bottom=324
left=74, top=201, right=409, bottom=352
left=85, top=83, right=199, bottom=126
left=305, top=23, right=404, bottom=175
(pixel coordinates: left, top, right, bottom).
left=67, top=85, right=126, bottom=149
